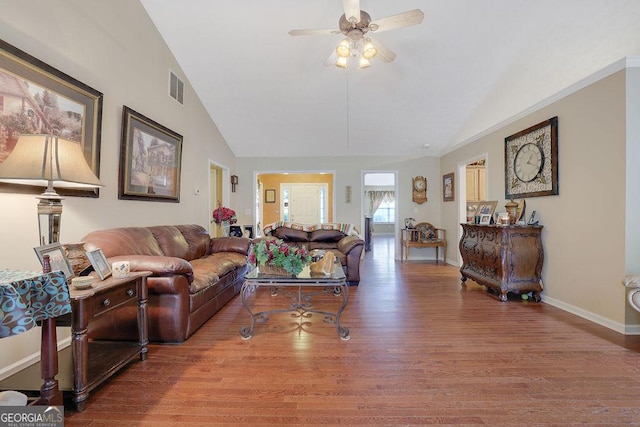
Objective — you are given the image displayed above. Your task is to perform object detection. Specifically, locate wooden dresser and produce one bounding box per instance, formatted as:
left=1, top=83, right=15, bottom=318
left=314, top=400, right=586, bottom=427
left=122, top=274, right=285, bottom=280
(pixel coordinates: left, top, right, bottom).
left=459, top=223, right=544, bottom=301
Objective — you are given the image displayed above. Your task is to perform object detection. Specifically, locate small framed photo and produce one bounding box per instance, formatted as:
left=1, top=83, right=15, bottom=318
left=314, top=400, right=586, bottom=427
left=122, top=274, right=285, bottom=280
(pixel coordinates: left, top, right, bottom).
left=85, top=249, right=111, bottom=280
left=476, top=200, right=498, bottom=217
left=265, top=189, right=276, bottom=203
left=442, top=172, right=455, bottom=202
left=34, top=243, right=74, bottom=279
left=479, top=214, right=492, bottom=225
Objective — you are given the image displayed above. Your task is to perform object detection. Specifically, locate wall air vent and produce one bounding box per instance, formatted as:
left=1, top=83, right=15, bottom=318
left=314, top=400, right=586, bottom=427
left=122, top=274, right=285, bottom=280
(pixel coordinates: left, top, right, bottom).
left=169, top=70, right=184, bottom=105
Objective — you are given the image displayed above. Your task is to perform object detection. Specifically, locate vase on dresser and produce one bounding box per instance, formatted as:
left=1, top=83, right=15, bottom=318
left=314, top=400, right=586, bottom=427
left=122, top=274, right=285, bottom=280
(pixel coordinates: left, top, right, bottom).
left=221, top=220, right=230, bottom=237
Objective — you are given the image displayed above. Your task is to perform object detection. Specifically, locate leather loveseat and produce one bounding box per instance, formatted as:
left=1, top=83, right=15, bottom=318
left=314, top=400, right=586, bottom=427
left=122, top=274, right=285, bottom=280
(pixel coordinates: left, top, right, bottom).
left=81, top=224, right=250, bottom=343
left=262, top=222, right=365, bottom=285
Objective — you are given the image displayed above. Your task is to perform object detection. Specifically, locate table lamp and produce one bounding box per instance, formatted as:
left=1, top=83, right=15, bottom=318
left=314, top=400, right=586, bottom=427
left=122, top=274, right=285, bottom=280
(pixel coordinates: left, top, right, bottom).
left=0, top=134, right=104, bottom=245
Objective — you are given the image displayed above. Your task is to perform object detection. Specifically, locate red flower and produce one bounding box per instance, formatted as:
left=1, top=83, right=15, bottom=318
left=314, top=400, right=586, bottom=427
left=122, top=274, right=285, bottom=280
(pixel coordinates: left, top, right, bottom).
left=211, top=205, right=237, bottom=225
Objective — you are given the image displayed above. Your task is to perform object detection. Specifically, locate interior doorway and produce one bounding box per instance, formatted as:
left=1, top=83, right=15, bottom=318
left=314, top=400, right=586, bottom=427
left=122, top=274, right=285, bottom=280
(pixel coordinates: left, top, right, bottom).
left=209, top=162, right=229, bottom=237
left=456, top=154, right=488, bottom=264
left=362, top=171, right=397, bottom=260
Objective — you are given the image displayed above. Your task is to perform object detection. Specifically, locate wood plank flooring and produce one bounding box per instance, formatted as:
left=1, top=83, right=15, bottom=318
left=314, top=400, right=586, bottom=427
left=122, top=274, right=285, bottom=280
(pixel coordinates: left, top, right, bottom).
left=65, top=235, right=640, bottom=426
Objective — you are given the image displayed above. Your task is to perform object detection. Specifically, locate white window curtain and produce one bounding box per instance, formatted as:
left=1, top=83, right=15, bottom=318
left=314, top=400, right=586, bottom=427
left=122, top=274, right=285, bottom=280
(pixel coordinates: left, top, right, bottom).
left=367, top=190, right=395, bottom=216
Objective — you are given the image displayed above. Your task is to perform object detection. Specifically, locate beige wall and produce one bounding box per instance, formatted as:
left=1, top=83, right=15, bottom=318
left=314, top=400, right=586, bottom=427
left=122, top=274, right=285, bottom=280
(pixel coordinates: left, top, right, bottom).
left=0, top=0, right=236, bottom=374
left=237, top=156, right=442, bottom=247
left=441, top=66, right=640, bottom=332
left=625, top=65, right=640, bottom=325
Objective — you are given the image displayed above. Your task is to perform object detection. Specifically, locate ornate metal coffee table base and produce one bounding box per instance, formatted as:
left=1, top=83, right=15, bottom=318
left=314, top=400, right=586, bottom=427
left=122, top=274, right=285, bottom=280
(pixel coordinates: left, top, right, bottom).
left=239, top=273, right=350, bottom=340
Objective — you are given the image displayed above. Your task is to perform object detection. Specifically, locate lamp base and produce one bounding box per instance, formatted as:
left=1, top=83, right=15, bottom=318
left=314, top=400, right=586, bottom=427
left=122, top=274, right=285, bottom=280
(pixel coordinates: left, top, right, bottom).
left=37, top=190, right=63, bottom=246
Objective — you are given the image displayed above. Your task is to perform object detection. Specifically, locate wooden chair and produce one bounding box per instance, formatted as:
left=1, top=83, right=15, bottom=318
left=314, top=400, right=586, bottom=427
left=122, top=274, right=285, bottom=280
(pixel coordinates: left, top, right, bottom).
left=402, top=222, right=447, bottom=262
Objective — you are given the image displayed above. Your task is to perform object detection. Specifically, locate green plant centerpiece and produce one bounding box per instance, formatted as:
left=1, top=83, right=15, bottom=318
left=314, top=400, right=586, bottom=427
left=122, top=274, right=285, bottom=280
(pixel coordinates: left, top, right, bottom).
left=249, top=238, right=311, bottom=276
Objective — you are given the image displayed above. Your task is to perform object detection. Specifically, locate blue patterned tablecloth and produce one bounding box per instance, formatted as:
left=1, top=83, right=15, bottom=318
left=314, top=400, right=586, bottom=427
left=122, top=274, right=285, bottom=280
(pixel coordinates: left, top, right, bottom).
left=0, top=270, right=72, bottom=338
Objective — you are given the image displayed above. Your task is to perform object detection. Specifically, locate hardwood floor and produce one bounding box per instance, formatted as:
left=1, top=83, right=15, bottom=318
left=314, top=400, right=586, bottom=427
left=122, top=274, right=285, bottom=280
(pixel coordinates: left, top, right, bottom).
left=65, top=235, right=640, bottom=426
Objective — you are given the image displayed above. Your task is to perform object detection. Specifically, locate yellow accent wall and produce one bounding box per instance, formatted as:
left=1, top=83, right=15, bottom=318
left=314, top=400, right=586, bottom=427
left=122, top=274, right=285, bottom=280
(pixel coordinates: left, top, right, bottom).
left=259, top=173, right=334, bottom=226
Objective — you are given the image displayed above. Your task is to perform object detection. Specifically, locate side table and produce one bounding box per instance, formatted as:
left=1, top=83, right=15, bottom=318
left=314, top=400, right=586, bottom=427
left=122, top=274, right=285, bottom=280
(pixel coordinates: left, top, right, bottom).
left=0, top=271, right=150, bottom=411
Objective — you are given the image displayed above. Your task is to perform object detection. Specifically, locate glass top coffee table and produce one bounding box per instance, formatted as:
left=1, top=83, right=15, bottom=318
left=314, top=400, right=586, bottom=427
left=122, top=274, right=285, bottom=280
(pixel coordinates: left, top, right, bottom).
left=240, top=264, right=350, bottom=340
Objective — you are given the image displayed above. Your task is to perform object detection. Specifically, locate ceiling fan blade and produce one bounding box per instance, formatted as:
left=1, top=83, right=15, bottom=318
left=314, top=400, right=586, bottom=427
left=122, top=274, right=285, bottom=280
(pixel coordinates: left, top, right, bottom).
left=370, top=38, right=396, bottom=63
left=343, top=0, right=361, bottom=24
left=370, top=9, right=425, bottom=33
left=289, top=28, right=341, bottom=36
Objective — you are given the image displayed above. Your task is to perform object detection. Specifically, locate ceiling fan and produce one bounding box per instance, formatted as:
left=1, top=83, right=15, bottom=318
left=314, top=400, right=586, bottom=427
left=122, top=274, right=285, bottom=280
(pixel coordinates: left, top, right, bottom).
left=289, top=0, right=424, bottom=69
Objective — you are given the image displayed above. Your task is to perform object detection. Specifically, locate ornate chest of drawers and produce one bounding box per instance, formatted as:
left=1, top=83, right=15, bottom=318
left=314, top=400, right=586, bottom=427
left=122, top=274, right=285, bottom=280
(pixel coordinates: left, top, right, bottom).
left=459, top=224, right=544, bottom=301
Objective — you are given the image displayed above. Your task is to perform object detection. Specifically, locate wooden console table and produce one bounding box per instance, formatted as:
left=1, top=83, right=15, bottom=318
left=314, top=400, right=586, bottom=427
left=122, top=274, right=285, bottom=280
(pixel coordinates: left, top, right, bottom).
left=0, top=271, right=150, bottom=411
left=459, top=223, right=544, bottom=301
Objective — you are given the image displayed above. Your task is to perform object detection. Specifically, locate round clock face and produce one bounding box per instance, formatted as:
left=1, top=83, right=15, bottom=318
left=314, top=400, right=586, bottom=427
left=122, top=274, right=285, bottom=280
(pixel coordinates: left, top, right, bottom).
left=514, top=143, right=543, bottom=182
left=414, top=179, right=425, bottom=191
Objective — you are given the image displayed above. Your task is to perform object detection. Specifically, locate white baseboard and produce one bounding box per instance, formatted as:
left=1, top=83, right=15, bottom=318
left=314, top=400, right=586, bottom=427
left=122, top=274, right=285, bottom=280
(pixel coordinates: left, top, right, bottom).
left=0, top=336, right=71, bottom=381
left=541, top=295, right=640, bottom=335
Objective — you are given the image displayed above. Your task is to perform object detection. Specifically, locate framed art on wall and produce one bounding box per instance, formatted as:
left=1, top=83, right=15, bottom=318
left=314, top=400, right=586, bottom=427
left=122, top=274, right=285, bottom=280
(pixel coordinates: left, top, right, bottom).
left=442, top=172, right=454, bottom=202
left=119, top=106, right=183, bottom=202
left=34, top=243, right=74, bottom=279
left=505, top=116, right=558, bottom=198
left=265, top=189, right=276, bottom=203
left=0, top=39, right=103, bottom=197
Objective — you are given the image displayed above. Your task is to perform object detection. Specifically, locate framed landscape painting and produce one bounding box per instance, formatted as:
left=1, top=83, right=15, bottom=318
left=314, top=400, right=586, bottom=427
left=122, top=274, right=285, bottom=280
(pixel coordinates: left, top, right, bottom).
left=119, top=106, right=183, bottom=202
left=0, top=39, right=103, bottom=197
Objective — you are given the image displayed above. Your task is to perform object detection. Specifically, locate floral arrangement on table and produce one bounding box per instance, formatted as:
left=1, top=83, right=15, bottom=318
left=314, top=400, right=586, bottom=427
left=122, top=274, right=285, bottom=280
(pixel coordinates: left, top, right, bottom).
left=211, top=205, right=237, bottom=225
left=249, top=238, right=311, bottom=275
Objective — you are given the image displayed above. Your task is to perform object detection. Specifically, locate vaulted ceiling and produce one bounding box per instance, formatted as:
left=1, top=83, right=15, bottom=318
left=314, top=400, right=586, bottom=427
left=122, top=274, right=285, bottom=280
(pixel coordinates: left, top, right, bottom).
left=140, top=0, right=640, bottom=158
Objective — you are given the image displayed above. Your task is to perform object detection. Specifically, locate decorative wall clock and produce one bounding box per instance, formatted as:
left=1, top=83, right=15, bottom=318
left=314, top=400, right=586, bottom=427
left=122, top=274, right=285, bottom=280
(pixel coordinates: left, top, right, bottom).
left=505, top=116, right=558, bottom=198
left=412, top=176, right=427, bottom=204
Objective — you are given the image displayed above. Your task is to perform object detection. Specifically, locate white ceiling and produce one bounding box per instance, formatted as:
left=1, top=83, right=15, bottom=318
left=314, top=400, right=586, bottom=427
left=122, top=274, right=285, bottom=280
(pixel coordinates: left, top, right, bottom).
left=140, top=0, right=640, bottom=158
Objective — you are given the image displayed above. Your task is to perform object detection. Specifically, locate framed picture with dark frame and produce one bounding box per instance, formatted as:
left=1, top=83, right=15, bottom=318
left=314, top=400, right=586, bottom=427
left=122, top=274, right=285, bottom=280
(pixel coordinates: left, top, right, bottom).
left=34, top=243, right=74, bottom=279
left=0, top=39, right=103, bottom=197
left=479, top=214, right=492, bottom=225
left=119, top=106, right=183, bottom=202
left=265, top=189, right=276, bottom=203
left=85, top=248, right=111, bottom=280
left=442, top=172, right=455, bottom=202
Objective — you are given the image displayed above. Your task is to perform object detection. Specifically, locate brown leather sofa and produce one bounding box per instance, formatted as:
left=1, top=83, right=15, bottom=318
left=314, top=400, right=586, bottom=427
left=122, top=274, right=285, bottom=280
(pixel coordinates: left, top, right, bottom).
left=263, top=223, right=364, bottom=285
left=81, top=224, right=250, bottom=343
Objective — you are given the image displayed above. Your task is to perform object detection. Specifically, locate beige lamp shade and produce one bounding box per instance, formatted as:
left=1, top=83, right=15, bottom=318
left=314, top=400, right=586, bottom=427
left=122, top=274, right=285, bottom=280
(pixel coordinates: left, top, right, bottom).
left=0, top=134, right=103, bottom=189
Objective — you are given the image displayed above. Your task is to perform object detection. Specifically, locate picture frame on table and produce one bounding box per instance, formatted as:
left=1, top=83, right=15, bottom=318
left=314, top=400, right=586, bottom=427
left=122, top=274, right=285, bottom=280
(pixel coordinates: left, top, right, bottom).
left=479, top=214, right=492, bottom=225
left=34, top=243, right=74, bottom=279
left=85, top=249, right=111, bottom=280
left=442, top=172, right=455, bottom=202
left=265, top=189, right=276, bottom=203
left=0, top=39, right=103, bottom=198
left=119, top=106, right=183, bottom=203
left=476, top=200, right=498, bottom=217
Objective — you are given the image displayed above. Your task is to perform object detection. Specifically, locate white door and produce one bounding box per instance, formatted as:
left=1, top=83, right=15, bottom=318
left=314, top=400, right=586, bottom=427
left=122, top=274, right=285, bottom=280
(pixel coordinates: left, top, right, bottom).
left=287, top=184, right=324, bottom=224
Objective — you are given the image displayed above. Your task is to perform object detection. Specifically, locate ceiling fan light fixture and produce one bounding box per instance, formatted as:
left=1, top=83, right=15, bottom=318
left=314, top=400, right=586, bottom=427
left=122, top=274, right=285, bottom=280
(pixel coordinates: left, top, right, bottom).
left=336, top=56, right=348, bottom=69
left=336, top=39, right=350, bottom=57
left=358, top=57, right=371, bottom=69
left=363, top=39, right=377, bottom=59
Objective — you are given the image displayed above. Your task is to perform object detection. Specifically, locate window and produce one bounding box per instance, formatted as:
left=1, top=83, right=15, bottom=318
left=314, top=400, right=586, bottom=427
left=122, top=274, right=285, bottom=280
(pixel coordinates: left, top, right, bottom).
left=373, top=199, right=395, bottom=223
